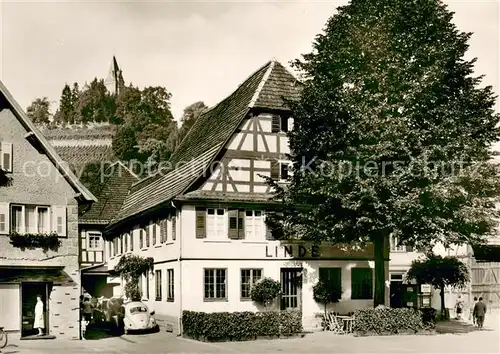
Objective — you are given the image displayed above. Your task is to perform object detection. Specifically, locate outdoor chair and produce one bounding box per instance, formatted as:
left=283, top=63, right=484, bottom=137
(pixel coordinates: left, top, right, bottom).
left=323, top=313, right=345, bottom=334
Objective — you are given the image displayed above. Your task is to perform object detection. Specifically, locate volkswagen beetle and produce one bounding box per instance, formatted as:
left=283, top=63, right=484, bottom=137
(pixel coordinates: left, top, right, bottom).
left=122, top=301, right=159, bottom=334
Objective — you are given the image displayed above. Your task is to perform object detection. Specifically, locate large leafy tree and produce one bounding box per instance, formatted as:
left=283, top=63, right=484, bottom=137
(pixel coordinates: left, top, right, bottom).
left=406, top=254, right=469, bottom=318
left=267, top=0, right=500, bottom=306
left=26, top=97, right=51, bottom=125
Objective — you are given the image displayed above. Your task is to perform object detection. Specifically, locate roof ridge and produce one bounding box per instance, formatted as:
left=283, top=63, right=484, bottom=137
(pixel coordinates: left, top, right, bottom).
left=248, top=60, right=276, bottom=108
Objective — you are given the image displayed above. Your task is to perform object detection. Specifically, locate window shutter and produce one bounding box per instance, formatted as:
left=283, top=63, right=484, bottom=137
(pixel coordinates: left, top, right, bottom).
left=280, top=163, right=289, bottom=180
left=130, top=230, right=134, bottom=251
left=270, top=161, right=279, bottom=180
left=271, top=115, right=281, bottom=133
left=1, top=142, right=13, bottom=172
left=281, top=116, right=289, bottom=132
left=228, top=209, right=239, bottom=239
left=52, top=206, right=66, bottom=236
left=172, top=215, right=177, bottom=240
left=0, top=202, right=9, bottom=234
left=195, top=208, right=206, bottom=238
left=237, top=210, right=245, bottom=239
left=160, top=219, right=167, bottom=243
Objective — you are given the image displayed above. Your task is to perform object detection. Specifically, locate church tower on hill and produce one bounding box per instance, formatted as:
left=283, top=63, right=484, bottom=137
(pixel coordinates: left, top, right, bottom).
left=104, top=56, right=123, bottom=96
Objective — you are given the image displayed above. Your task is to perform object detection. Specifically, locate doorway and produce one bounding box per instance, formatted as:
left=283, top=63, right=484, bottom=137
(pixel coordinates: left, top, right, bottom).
left=280, top=268, right=302, bottom=310
left=21, top=283, right=50, bottom=337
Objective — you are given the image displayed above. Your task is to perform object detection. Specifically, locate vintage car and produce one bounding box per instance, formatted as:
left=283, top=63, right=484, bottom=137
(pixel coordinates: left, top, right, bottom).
left=122, top=301, right=159, bottom=334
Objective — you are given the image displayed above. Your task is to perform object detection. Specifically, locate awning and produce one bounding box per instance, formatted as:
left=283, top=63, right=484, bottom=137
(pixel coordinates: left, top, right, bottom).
left=472, top=244, right=500, bottom=262
left=0, top=266, right=74, bottom=284
left=80, top=263, right=109, bottom=276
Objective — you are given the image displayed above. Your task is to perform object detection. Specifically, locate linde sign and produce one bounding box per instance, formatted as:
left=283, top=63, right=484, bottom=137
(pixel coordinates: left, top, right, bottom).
left=265, top=244, right=321, bottom=258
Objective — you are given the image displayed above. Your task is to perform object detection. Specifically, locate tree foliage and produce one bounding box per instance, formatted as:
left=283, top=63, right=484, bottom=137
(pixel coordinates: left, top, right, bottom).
left=112, top=254, right=154, bottom=301
left=406, top=253, right=469, bottom=317
left=177, top=101, right=208, bottom=144
left=313, top=279, right=342, bottom=314
left=0, top=168, right=12, bottom=187
left=266, top=0, right=500, bottom=307
left=26, top=97, right=51, bottom=125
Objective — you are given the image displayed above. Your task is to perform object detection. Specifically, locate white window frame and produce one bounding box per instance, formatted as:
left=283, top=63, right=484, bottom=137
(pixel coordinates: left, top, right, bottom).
left=245, top=210, right=264, bottom=240
left=206, top=208, right=226, bottom=239
left=10, top=204, right=25, bottom=234
left=1, top=142, right=13, bottom=173
left=204, top=268, right=227, bottom=301
left=36, top=206, right=50, bottom=234
left=87, top=232, right=101, bottom=250
left=240, top=268, right=263, bottom=300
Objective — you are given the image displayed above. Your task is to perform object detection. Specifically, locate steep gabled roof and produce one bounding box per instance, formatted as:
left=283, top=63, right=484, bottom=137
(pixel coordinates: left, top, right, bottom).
left=107, top=60, right=301, bottom=229
left=79, top=161, right=139, bottom=224
left=0, top=80, right=97, bottom=202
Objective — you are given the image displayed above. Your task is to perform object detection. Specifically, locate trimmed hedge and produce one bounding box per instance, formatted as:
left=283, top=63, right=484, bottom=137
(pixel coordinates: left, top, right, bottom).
left=182, top=310, right=303, bottom=341
left=353, top=308, right=435, bottom=335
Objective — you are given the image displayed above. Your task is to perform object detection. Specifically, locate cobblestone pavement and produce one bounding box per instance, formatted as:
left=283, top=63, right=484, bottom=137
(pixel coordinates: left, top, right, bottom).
left=3, top=314, right=498, bottom=354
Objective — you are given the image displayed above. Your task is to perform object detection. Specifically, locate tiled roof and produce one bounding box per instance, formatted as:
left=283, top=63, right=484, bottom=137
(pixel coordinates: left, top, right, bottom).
left=80, top=162, right=139, bottom=224
left=178, top=190, right=276, bottom=203
left=54, top=145, right=116, bottom=173
left=41, top=125, right=116, bottom=140
left=108, top=60, right=301, bottom=228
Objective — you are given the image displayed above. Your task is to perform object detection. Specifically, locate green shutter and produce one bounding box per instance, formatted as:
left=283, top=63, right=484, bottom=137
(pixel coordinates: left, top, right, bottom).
left=238, top=210, right=245, bottom=239
left=228, top=209, right=239, bottom=239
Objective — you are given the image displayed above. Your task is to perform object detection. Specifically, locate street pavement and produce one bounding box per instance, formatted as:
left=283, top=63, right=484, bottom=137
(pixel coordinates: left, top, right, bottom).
left=3, top=314, right=499, bottom=354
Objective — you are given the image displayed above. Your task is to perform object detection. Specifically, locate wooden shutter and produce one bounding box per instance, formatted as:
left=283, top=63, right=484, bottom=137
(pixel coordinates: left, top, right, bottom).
left=172, top=215, right=177, bottom=240
left=281, top=116, right=289, bottom=132
left=270, top=161, right=279, bottom=180
left=0, top=202, right=9, bottom=234
left=1, top=142, right=13, bottom=172
left=195, top=208, right=206, bottom=238
left=160, top=219, right=166, bottom=243
left=237, top=210, right=245, bottom=239
left=228, top=209, right=239, bottom=239
left=271, top=115, right=281, bottom=133
left=52, top=206, right=66, bottom=236
left=130, top=230, right=134, bottom=251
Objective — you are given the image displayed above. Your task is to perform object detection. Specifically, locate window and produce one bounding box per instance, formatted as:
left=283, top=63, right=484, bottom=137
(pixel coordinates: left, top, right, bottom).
left=240, top=269, right=262, bottom=299
left=228, top=209, right=245, bottom=239
left=36, top=207, right=50, bottom=233
left=318, top=267, right=342, bottom=298
left=245, top=210, right=263, bottom=240
left=0, top=142, right=13, bottom=172
left=206, top=208, right=225, bottom=239
left=152, top=221, right=157, bottom=245
left=204, top=268, right=227, bottom=300
left=390, top=236, right=413, bottom=252
left=139, top=228, right=144, bottom=249
left=167, top=269, right=174, bottom=301
left=138, top=276, right=143, bottom=298
left=155, top=270, right=162, bottom=301
left=145, top=273, right=150, bottom=299
left=11, top=205, right=23, bottom=233
left=123, top=233, right=128, bottom=252
left=351, top=268, right=373, bottom=300
left=271, top=161, right=292, bottom=181
left=271, top=115, right=290, bottom=133
left=88, top=233, right=101, bottom=250
left=130, top=230, right=134, bottom=251
left=145, top=224, right=150, bottom=247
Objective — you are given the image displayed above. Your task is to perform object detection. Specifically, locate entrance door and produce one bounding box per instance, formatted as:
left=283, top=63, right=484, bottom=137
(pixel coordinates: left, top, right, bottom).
left=390, top=282, right=405, bottom=308
left=280, top=268, right=302, bottom=310
left=21, top=283, right=50, bottom=337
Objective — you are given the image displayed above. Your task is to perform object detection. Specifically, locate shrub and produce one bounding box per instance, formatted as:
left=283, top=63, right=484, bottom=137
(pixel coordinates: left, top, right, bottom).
left=182, top=310, right=302, bottom=341
left=419, top=308, right=437, bottom=329
left=250, top=278, right=281, bottom=307
left=353, top=308, right=426, bottom=335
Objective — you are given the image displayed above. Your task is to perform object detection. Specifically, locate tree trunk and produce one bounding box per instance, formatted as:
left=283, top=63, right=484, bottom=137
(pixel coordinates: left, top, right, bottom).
left=440, top=284, right=446, bottom=318
left=373, top=235, right=386, bottom=307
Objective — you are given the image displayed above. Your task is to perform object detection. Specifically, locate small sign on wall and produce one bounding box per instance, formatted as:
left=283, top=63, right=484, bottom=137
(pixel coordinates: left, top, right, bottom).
left=421, top=284, right=432, bottom=293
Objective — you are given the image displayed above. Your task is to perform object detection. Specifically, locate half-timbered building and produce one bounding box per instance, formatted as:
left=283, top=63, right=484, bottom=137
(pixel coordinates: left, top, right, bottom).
left=104, top=60, right=389, bottom=333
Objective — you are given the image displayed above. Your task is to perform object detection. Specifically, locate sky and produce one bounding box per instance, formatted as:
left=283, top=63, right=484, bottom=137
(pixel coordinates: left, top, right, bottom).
left=0, top=0, right=498, bottom=120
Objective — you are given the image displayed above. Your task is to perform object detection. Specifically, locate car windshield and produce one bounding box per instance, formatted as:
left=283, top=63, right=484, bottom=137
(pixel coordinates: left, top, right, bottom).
left=129, top=306, right=148, bottom=314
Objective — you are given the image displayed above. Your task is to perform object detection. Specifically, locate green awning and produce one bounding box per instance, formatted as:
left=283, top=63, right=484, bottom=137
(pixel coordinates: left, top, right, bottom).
left=0, top=266, right=74, bottom=284
left=472, top=244, right=500, bottom=262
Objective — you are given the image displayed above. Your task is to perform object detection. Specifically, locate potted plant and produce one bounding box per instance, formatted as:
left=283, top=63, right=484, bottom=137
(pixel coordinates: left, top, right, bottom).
left=251, top=277, right=281, bottom=309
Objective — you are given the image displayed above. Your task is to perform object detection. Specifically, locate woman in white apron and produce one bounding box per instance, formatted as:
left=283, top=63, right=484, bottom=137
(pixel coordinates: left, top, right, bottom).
left=34, top=295, right=44, bottom=336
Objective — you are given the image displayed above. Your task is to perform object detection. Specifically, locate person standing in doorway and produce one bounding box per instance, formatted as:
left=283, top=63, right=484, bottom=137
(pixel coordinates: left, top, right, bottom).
left=34, top=295, right=44, bottom=336
left=473, top=297, right=487, bottom=329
